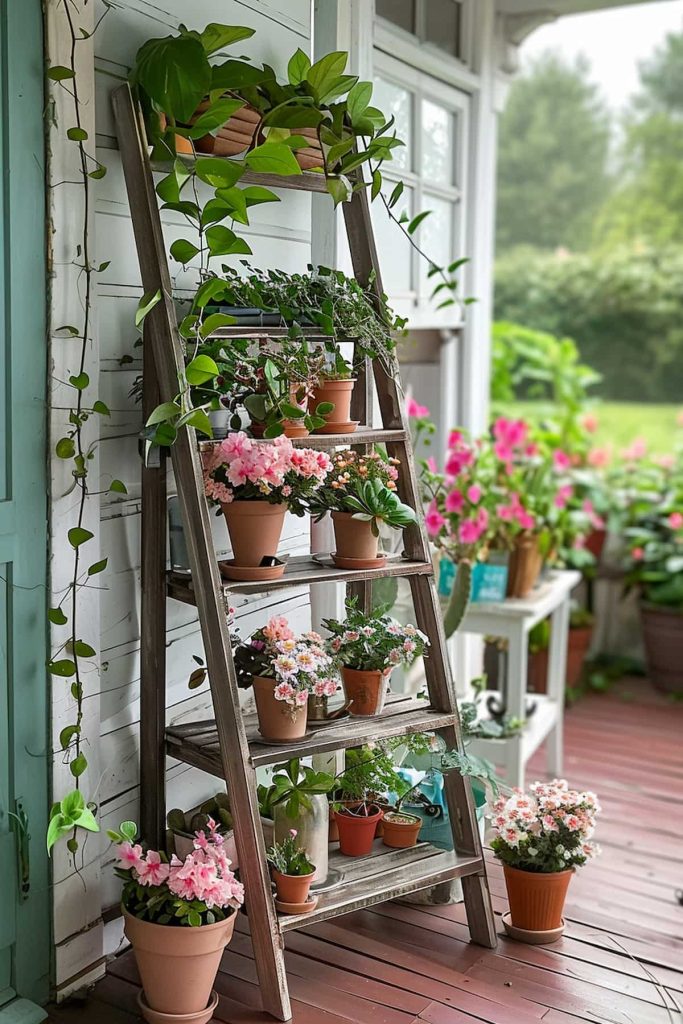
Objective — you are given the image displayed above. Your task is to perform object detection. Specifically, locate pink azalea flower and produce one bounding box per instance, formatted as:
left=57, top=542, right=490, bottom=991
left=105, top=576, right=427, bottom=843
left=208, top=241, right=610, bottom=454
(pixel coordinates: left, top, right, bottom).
left=553, top=450, right=571, bottom=471
left=137, top=851, right=170, bottom=887
left=587, top=446, right=611, bottom=468
left=406, top=396, right=430, bottom=418
left=425, top=504, right=446, bottom=537
left=581, top=413, right=598, bottom=433
left=516, top=510, right=536, bottom=531
left=668, top=512, right=683, bottom=530
left=467, top=484, right=482, bottom=505
left=117, top=842, right=144, bottom=872
left=458, top=519, right=483, bottom=545
left=621, top=437, right=647, bottom=461
left=631, top=546, right=644, bottom=561
left=445, top=489, right=464, bottom=513
left=554, top=484, right=573, bottom=509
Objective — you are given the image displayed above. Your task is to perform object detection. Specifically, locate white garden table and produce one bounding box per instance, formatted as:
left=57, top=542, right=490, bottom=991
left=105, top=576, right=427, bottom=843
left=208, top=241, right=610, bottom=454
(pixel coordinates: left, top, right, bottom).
left=459, top=569, right=581, bottom=789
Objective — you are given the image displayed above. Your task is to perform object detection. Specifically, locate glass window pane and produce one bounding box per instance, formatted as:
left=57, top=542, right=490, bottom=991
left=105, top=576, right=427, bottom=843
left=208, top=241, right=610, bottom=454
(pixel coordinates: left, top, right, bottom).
left=374, top=77, right=413, bottom=172
left=421, top=99, right=454, bottom=186
left=419, top=194, right=454, bottom=297
left=424, top=0, right=461, bottom=57
left=375, top=0, right=415, bottom=35
left=372, top=184, right=414, bottom=296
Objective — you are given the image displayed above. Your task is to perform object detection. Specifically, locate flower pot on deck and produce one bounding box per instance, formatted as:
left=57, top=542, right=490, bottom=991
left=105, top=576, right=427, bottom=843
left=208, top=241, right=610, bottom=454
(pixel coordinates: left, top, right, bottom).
left=503, top=864, right=573, bottom=932
left=640, top=602, right=683, bottom=695
left=566, top=625, right=593, bottom=689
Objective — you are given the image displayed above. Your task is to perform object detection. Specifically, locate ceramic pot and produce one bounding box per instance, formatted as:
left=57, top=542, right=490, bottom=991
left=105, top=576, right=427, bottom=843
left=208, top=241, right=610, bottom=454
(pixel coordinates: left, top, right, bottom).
left=334, top=803, right=383, bottom=856
left=381, top=811, right=422, bottom=849
left=503, top=864, right=573, bottom=931
left=274, top=794, right=329, bottom=884
left=311, top=378, right=356, bottom=430
left=252, top=675, right=307, bottom=741
left=507, top=533, right=543, bottom=598
left=640, top=602, right=683, bottom=694
left=123, top=908, right=236, bottom=1019
left=331, top=511, right=382, bottom=564
left=341, top=665, right=391, bottom=717
left=221, top=500, right=286, bottom=569
left=272, top=869, right=314, bottom=905
left=566, top=625, right=593, bottom=689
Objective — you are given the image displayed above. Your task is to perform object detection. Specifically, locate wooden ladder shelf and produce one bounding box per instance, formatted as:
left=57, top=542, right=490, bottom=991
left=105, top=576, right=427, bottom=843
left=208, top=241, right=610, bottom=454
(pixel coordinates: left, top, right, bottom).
left=112, top=82, right=496, bottom=1022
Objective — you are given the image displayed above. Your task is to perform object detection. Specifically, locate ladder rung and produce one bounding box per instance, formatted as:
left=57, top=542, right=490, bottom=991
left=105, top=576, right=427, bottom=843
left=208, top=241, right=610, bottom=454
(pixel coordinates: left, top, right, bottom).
left=165, top=694, right=458, bottom=770
left=199, top=428, right=408, bottom=452
left=151, top=159, right=329, bottom=193
left=166, top=553, right=432, bottom=601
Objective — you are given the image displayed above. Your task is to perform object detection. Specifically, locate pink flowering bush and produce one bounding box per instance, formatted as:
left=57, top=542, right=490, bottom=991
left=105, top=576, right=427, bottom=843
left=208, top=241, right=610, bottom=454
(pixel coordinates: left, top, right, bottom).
left=232, top=615, right=336, bottom=708
left=323, top=598, right=429, bottom=673
left=109, top=819, right=244, bottom=927
left=202, top=432, right=331, bottom=515
left=490, top=780, right=600, bottom=874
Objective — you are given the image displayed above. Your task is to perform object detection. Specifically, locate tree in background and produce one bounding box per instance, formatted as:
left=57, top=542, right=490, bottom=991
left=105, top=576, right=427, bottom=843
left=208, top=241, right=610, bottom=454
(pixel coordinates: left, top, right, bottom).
left=496, top=53, right=611, bottom=252
left=597, top=30, right=683, bottom=246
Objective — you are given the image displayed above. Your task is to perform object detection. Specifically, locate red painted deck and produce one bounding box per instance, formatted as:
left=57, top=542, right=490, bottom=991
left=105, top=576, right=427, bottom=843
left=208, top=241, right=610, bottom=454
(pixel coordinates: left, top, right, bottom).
left=49, top=680, right=683, bottom=1024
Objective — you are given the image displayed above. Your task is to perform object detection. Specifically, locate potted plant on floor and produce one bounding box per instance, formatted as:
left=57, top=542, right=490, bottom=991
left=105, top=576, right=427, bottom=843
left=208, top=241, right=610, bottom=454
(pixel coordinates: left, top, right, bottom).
left=491, top=779, right=600, bottom=941
left=267, top=829, right=317, bottom=913
left=202, top=432, right=330, bottom=580
left=232, top=615, right=336, bottom=741
left=324, top=598, right=429, bottom=716
left=310, top=449, right=417, bottom=568
left=110, top=819, right=244, bottom=1024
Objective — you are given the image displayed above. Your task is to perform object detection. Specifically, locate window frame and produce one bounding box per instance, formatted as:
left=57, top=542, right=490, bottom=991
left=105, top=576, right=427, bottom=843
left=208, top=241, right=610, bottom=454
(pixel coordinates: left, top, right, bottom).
left=375, top=0, right=475, bottom=69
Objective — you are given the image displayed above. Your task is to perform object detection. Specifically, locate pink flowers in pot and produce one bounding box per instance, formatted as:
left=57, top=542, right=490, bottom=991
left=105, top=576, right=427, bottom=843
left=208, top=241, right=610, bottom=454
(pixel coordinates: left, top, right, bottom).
left=233, top=616, right=336, bottom=709
left=202, top=431, right=331, bottom=514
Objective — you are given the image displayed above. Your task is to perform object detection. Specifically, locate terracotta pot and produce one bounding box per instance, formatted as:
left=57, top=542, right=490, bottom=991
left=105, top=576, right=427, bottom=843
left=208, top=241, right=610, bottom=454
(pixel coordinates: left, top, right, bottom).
left=503, top=864, right=573, bottom=931
left=311, top=378, right=356, bottom=430
left=585, top=527, right=607, bottom=562
left=331, top=511, right=381, bottom=563
left=341, top=665, right=391, bottom=717
left=527, top=648, right=549, bottom=694
left=334, top=803, right=383, bottom=857
left=566, top=625, right=593, bottom=689
left=156, top=112, right=194, bottom=155
left=221, top=500, right=286, bottom=568
left=123, top=908, right=236, bottom=1018
left=272, top=869, right=314, bottom=905
left=252, top=675, right=308, bottom=741
left=507, top=533, right=543, bottom=598
left=381, top=811, right=422, bottom=849
left=193, top=101, right=260, bottom=156
left=640, top=602, right=683, bottom=694
left=293, top=126, right=324, bottom=170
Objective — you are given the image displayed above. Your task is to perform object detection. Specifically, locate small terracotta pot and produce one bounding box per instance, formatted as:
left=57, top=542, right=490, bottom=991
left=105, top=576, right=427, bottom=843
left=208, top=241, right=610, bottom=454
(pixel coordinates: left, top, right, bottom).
left=252, top=675, right=308, bottom=741
left=293, top=126, right=324, bottom=170
left=585, top=527, right=607, bottom=561
left=123, top=908, right=236, bottom=1018
left=566, top=625, right=593, bottom=689
left=640, top=602, right=683, bottom=694
left=341, top=665, right=391, bottom=717
left=334, top=803, right=383, bottom=857
left=503, top=864, right=573, bottom=931
left=381, top=811, right=422, bottom=849
left=331, top=511, right=381, bottom=564
left=272, top=869, right=314, bottom=905
left=157, top=113, right=194, bottom=155
left=221, top=500, right=286, bottom=569
left=507, top=533, right=543, bottom=598
left=311, top=379, right=357, bottom=430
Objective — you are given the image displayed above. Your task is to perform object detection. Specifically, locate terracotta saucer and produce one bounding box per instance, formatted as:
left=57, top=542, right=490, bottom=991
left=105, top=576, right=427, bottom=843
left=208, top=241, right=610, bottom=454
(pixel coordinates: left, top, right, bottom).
left=137, top=989, right=218, bottom=1024
left=219, top=559, right=286, bottom=582
left=331, top=553, right=387, bottom=570
left=501, top=911, right=565, bottom=944
left=313, top=420, right=360, bottom=435
left=274, top=894, right=319, bottom=915
left=256, top=731, right=312, bottom=745
left=307, top=708, right=350, bottom=727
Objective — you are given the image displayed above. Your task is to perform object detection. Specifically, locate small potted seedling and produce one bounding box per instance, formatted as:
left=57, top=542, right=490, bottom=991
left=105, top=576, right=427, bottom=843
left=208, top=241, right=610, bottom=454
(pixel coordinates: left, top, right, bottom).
left=267, top=829, right=317, bottom=914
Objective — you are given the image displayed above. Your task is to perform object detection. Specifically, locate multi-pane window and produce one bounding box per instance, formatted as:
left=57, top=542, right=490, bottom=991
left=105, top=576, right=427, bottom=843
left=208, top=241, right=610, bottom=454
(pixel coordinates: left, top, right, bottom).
left=375, top=0, right=467, bottom=62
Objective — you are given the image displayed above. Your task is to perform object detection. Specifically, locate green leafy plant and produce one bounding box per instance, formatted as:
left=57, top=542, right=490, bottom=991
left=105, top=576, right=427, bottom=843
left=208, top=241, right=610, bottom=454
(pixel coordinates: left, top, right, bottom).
left=258, top=759, right=335, bottom=820
left=342, top=478, right=417, bottom=536
left=267, top=831, right=314, bottom=877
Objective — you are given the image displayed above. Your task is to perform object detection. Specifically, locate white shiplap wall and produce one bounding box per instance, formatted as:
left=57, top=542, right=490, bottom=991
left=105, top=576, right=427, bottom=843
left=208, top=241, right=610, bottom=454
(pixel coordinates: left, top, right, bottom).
left=52, top=0, right=315, bottom=992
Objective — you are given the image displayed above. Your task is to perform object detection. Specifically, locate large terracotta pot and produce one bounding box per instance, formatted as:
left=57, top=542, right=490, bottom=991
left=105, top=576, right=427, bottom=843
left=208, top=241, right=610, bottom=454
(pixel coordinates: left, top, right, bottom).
left=507, top=533, right=543, bottom=598
left=334, top=803, right=383, bottom=857
left=640, top=602, right=683, bottom=694
left=341, top=665, right=391, bottom=716
left=566, top=625, right=593, bottom=689
left=252, top=675, right=308, bottom=741
left=311, top=378, right=356, bottom=431
left=331, top=511, right=382, bottom=565
left=123, top=908, right=236, bottom=1019
left=221, top=500, right=286, bottom=568
left=272, top=869, right=314, bottom=905
left=503, top=865, right=573, bottom=931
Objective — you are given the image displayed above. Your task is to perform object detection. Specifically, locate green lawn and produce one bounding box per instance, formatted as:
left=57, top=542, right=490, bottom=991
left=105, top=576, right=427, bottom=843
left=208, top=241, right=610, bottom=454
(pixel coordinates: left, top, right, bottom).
left=503, top=401, right=682, bottom=455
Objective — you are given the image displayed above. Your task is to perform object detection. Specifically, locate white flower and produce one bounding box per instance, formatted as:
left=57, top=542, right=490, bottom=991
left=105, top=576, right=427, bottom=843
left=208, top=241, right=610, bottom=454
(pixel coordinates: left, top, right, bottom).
left=527, top=847, right=537, bottom=857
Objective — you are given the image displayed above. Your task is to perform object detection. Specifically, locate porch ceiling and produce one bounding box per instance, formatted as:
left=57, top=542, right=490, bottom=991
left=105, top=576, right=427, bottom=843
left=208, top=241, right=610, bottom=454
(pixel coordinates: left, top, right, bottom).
left=497, top=0, right=677, bottom=13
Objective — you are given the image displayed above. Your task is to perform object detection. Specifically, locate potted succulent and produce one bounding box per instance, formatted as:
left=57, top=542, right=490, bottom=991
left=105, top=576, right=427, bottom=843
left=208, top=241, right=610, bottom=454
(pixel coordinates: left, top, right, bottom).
left=110, top=819, right=244, bottom=1024
left=202, top=432, right=330, bottom=579
left=490, top=780, right=600, bottom=941
left=259, top=757, right=335, bottom=884
left=267, top=829, right=316, bottom=913
left=232, top=615, right=336, bottom=741
left=324, top=599, right=429, bottom=716
left=310, top=449, right=416, bottom=568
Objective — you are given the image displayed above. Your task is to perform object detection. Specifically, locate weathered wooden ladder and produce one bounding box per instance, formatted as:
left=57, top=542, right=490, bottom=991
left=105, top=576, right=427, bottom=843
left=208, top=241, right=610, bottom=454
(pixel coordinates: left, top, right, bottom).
left=112, top=82, right=496, bottom=1022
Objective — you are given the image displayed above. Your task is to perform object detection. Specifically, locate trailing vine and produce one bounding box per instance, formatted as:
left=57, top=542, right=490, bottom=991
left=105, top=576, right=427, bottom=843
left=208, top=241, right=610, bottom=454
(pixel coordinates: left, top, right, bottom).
left=46, top=1, right=120, bottom=856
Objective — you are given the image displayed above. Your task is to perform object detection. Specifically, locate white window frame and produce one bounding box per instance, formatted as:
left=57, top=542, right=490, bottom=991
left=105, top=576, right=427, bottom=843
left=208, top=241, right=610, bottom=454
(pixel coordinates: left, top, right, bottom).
left=375, top=0, right=476, bottom=69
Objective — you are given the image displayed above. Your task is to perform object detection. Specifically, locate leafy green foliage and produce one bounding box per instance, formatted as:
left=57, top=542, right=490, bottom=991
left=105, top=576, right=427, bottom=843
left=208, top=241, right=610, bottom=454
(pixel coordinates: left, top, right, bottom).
left=443, top=559, right=471, bottom=639
left=267, top=832, right=315, bottom=877
left=47, top=790, right=99, bottom=853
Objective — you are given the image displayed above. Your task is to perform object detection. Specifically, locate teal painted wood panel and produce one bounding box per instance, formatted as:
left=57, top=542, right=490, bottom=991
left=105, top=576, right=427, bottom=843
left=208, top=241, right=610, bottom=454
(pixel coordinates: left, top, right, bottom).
left=0, top=0, right=50, bottom=1008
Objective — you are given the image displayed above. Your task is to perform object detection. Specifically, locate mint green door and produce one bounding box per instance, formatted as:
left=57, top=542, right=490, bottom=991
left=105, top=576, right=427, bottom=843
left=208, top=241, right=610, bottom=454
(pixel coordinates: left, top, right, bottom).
left=0, top=0, right=50, bottom=1009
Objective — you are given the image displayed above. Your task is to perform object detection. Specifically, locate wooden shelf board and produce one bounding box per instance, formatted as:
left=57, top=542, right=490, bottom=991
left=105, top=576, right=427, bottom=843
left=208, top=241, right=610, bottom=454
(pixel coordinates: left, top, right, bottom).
left=165, top=693, right=457, bottom=770
left=166, top=554, right=432, bottom=601
left=199, top=428, right=408, bottom=451
left=151, top=159, right=329, bottom=193
left=279, top=842, right=484, bottom=932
